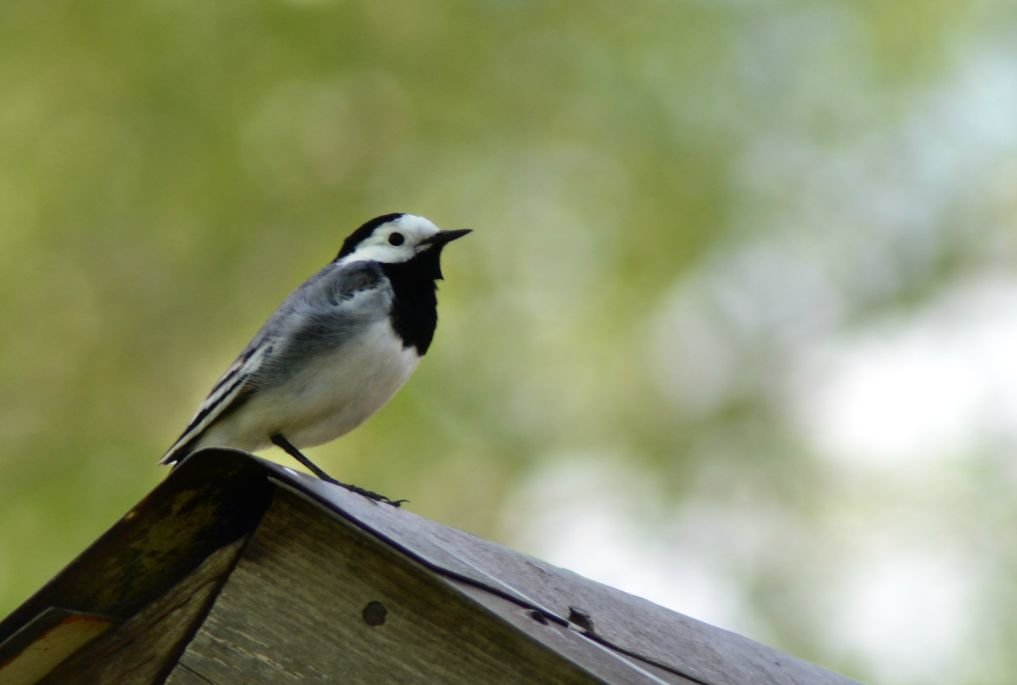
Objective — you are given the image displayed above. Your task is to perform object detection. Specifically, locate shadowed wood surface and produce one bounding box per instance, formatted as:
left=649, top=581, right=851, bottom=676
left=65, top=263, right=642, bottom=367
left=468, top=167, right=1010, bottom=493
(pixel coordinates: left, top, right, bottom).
left=0, top=453, right=272, bottom=648
left=39, top=537, right=246, bottom=685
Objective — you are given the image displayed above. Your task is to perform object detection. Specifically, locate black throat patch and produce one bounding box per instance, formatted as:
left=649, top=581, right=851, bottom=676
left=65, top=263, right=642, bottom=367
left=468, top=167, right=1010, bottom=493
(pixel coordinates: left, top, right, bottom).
left=381, top=249, right=443, bottom=355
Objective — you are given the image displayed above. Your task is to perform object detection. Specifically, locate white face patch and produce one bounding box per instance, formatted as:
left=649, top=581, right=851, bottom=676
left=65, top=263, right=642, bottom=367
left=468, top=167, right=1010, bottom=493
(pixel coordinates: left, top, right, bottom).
left=339, top=214, right=441, bottom=265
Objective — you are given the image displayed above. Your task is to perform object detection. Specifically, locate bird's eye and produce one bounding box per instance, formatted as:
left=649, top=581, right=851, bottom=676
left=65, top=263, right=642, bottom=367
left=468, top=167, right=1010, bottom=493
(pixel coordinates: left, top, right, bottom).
left=388, top=232, right=405, bottom=246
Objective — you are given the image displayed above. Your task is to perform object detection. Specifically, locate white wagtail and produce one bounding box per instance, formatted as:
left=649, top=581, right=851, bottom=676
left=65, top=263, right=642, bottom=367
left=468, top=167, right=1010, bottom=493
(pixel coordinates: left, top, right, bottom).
left=161, top=213, right=470, bottom=503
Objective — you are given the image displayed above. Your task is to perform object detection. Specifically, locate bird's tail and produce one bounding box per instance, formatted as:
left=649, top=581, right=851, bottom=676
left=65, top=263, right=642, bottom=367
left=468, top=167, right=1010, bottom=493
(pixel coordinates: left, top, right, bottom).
left=159, top=434, right=198, bottom=466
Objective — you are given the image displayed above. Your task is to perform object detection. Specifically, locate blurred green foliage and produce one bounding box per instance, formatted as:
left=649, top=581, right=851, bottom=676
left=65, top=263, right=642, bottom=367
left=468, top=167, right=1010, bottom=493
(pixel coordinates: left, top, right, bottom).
left=2, top=1, right=1016, bottom=683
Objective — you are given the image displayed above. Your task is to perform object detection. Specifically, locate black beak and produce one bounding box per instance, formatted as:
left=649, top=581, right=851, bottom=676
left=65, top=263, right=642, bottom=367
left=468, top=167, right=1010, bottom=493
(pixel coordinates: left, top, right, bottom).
left=422, top=228, right=472, bottom=248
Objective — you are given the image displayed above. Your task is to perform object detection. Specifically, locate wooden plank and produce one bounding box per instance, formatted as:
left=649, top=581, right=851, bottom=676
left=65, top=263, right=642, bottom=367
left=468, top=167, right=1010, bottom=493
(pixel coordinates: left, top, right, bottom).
left=38, top=536, right=246, bottom=685
left=163, top=663, right=216, bottom=685
left=0, top=451, right=272, bottom=646
left=273, top=472, right=860, bottom=685
left=0, top=609, right=114, bottom=685
left=0, top=450, right=860, bottom=685
left=170, top=490, right=610, bottom=685
left=452, top=582, right=700, bottom=685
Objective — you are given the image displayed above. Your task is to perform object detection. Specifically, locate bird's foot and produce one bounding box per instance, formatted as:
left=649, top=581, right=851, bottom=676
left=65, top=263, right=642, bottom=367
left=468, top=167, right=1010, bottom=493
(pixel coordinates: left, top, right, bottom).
left=269, top=434, right=407, bottom=506
left=322, top=476, right=407, bottom=507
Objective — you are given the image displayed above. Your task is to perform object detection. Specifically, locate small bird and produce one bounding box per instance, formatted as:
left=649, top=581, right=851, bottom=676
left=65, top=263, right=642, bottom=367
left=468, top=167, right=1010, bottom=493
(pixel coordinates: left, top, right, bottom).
left=161, top=213, right=470, bottom=503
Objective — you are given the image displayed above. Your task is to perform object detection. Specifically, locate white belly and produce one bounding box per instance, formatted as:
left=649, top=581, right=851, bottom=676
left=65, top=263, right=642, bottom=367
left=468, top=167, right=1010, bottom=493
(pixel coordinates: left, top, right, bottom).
left=202, top=320, right=420, bottom=451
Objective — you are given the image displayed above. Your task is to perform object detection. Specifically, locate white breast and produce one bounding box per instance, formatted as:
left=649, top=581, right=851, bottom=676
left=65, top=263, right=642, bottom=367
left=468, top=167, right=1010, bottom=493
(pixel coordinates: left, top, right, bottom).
left=201, top=319, right=421, bottom=452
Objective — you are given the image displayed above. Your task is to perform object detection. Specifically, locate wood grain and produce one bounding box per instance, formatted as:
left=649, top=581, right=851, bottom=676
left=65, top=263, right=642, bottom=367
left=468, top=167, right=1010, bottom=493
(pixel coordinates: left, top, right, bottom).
left=170, top=490, right=607, bottom=684
left=39, top=537, right=246, bottom=685
left=280, top=474, right=861, bottom=685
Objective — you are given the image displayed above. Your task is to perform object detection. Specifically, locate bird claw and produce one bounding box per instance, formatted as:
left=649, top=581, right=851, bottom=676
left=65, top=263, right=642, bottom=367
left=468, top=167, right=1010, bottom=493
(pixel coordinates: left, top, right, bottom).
left=349, top=485, right=408, bottom=507
left=322, top=476, right=407, bottom=507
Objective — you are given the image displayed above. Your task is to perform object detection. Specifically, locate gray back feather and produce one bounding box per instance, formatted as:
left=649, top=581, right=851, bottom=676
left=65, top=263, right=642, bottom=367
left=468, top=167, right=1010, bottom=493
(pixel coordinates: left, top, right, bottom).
left=161, top=260, right=391, bottom=463
left=251, top=261, right=391, bottom=387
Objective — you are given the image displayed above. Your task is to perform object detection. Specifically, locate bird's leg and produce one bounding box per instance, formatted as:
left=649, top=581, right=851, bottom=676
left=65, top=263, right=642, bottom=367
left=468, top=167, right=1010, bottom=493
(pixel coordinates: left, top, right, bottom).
left=269, top=433, right=406, bottom=506
left=270, top=433, right=336, bottom=482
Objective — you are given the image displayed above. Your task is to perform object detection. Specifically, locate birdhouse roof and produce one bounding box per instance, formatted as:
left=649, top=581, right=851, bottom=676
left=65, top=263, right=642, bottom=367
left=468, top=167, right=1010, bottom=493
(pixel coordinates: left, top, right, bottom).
left=0, top=450, right=860, bottom=685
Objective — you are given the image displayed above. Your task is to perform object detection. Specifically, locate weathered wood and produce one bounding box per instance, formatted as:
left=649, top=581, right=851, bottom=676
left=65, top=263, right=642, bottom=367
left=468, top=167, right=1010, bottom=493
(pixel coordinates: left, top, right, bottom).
left=452, top=582, right=700, bottom=685
left=0, top=451, right=862, bottom=685
left=278, top=474, right=859, bottom=685
left=0, top=451, right=272, bottom=646
left=162, top=663, right=217, bottom=684
left=39, top=536, right=246, bottom=685
left=169, top=490, right=608, bottom=685
left=0, top=609, right=115, bottom=685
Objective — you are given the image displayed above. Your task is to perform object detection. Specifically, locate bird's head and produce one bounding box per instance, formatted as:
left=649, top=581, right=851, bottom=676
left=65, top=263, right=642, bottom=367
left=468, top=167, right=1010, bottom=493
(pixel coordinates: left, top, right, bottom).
left=335, top=214, right=470, bottom=277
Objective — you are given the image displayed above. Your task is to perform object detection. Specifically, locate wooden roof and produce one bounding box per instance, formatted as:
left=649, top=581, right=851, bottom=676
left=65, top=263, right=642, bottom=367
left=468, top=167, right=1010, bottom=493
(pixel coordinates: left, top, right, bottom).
left=0, top=450, right=861, bottom=685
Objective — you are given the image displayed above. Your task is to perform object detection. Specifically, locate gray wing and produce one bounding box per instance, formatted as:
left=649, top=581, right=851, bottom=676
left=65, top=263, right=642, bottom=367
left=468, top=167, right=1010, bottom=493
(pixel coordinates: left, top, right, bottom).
left=160, top=261, right=387, bottom=464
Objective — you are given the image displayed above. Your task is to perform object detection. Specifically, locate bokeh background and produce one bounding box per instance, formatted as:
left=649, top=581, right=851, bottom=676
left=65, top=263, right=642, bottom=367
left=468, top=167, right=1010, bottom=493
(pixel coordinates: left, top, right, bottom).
left=2, top=2, right=1016, bottom=682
